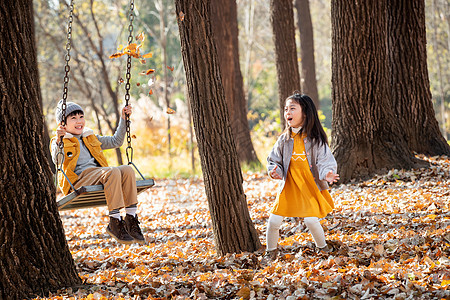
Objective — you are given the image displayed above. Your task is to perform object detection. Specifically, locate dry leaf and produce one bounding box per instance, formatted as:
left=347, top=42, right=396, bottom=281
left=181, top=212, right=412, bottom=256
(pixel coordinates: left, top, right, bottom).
left=166, top=107, right=175, bottom=114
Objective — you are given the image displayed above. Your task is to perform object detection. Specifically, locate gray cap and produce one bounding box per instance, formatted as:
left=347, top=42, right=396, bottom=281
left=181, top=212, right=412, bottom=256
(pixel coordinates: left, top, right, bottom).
left=55, top=99, right=84, bottom=123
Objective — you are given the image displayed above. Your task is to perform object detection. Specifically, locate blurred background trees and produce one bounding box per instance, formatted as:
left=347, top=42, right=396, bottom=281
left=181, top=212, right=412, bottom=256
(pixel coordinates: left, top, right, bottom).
left=34, top=0, right=449, bottom=178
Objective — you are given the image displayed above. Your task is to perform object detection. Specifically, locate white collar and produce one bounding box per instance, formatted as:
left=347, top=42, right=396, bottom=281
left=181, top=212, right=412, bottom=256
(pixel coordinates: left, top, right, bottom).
left=291, top=127, right=302, bottom=133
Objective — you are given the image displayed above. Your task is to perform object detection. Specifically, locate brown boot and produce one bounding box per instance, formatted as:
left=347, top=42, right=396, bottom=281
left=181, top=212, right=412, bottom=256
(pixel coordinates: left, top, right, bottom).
left=124, top=214, right=146, bottom=244
left=106, top=217, right=134, bottom=244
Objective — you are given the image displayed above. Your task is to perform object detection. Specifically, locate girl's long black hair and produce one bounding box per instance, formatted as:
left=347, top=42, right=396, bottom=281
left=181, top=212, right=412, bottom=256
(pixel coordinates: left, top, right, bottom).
left=284, top=91, right=328, bottom=146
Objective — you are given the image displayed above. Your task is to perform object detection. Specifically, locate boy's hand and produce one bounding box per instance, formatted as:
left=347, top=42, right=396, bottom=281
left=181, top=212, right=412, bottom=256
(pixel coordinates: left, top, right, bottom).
left=56, top=124, right=66, bottom=143
left=325, top=171, right=340, bottom=184
left=122, top=105, right=133, bottom=119
left=269, top=165, right=282, bottom=180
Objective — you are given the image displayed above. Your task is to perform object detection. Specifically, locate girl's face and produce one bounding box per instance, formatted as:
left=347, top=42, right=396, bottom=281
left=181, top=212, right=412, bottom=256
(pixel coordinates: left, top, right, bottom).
left=65, top=113, right=85, bottom=135
left=284, top=99, right=305, bottom=128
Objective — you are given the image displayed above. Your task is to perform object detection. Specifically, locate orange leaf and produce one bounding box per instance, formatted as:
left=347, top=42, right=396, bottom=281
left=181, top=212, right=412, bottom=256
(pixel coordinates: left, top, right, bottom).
left=136, top=82, right=140, bottom=86
left=118, top=78, right=124, bottom=84
left=139, top=69, right=155, bottom=75
left=148, top=89, right=153, bottom=95
left=178, top=11, right=185, bottom=22
left=166, top=107, right=176, bottom=114
left=167, top=65, right=174, bottom=72
left=135, top=32, right=145, bottom=42
left=109, top=52, right=125, bottom=59
left=132, top=134, right=136, bottom=139
left=141, top=52, right=153, bottom=58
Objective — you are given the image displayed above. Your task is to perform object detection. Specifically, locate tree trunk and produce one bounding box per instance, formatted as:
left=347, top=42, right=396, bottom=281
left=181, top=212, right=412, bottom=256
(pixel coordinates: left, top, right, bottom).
left=295, top=0, right=320, bottom=109
left=331, top=0, right=424, bottom=183
left=270, top=0, right=301, bottom=128
left=387, top=0, right=450, bottom=155
left=211, top=0, right=261, bottom=166
left=175, top=0, right=262, bottom=255
left=0, top=1, right=81, bottom=298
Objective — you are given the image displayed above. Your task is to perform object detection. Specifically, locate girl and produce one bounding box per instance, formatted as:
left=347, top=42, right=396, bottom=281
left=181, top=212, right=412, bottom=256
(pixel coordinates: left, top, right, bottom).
left=264, top=92, right=339, bottom=261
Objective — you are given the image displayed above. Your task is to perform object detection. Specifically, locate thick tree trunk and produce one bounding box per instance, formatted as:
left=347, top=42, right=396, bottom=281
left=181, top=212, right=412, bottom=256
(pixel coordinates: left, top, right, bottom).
left=270, top=0, right=301, bottom=128
left=175, top=0, right=262, bottom=255
left=295, top=0, right=320, bottom=109
left=387, top=0, right=450, bottom=155
left=211, top=0, right=261, bottom=166
left=0, top=1, right=81, bottom=298
left=331, top=0, right=424, bottom=183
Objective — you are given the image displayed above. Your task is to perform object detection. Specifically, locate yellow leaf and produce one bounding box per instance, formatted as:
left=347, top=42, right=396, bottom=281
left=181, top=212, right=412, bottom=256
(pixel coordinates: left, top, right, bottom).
left=166, top=107, right=176, bottom=114
left=142, top=52, right=153, bottom=58
left=442, top=280, right=450, bottom=286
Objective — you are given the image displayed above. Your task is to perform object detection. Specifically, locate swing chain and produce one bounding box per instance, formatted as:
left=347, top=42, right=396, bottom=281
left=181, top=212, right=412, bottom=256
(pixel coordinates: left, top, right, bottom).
left=125, top=0, right=134, bottom=164
left=57, top=0, right=75, bottom=169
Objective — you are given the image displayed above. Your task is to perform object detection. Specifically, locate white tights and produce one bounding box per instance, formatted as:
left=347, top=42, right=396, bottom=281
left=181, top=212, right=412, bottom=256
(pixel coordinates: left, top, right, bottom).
left=266, top=214, right=326, bottom=250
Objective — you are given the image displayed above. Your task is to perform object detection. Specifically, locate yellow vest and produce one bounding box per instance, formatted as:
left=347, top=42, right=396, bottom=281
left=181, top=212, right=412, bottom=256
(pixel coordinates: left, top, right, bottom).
left=52, top=130, right=108, bottom=195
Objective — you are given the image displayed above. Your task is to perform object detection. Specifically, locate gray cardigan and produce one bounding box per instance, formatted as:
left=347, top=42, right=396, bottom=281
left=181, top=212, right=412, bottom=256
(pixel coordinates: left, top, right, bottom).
left=267, top=131, right=337, bottom=192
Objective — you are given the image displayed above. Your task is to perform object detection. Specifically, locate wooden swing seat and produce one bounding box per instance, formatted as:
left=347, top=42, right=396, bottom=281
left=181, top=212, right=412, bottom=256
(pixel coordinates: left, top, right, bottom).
left=57, top=179, right=154, bottom=211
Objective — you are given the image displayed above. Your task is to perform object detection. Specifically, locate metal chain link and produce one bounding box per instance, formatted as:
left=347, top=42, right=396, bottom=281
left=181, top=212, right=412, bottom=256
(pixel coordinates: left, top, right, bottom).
left=57, top=0, right=75, bottom=169
left=125, top=0, right=135, bottom=164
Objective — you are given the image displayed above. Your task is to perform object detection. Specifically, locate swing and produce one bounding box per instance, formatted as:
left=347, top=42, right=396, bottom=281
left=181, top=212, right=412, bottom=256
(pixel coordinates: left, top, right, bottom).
left=55, top=0, right=154, bottom=211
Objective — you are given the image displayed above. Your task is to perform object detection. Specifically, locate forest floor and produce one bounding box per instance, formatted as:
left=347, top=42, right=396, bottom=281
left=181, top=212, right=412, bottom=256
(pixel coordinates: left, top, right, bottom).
left=37, top=155, right=450, bottom=300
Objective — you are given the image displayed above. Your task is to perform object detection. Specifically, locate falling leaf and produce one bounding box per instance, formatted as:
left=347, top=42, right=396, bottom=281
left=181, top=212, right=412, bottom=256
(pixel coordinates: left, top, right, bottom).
left=109, top=52, right=125, bottom=59
left=178, top=11, right=185, bottom=21
left=132, top=134, right=137, bottom=139
left=141, top=52, right=153, bottom=58
left=135, top=32, right=145, bottom=42
left=118, top=78, right=124, bottom=84
left=139, top=59, right=146, bottom=65
left=148, top=89, right=153, bottom=95
left=166, top=107, right=176, bottom=114
left=167, top=66, right=174, bottom=72
left=117, top=44, right=124, bottom=51
left=139, top=69, right=155, bottom=76
left=136, top=82, right=140, bottom=86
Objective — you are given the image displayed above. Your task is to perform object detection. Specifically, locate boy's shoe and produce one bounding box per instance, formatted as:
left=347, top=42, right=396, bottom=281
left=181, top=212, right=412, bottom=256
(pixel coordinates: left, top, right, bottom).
left=261, top=249, right=278, bottom=265
left=106, top=217, right=134, bottom=244
left=124, top=214, right=146, bottom=244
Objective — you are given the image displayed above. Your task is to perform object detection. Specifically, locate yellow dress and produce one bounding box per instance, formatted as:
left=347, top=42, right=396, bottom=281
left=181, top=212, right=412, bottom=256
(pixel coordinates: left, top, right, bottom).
left=271, top=133, right=334, bottom=218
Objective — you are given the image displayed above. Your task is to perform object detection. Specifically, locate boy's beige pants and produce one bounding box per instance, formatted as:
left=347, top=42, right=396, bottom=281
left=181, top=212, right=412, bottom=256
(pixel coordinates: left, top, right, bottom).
left=73, top=165, right=138, bottom=211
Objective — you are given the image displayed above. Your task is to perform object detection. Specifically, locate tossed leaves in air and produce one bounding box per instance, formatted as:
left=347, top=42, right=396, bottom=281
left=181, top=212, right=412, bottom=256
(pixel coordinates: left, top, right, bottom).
left=140, top=69, right=155, bottom=76
left=136, top=32, right=145, bottom=42
left=136, top=82, right=141, bottom=87
left=109, top=52, right=125, bottom=59
left=142, top=53, right=153, bottom=59
left=166, top=107, right=176, bottom=114
left=167, top=66, right=174, bottom=72
left=148, top=89, right=153, bottom=95
left=178, top=11, right=185, bottom=22
left=118, top=78, right=124, bottom=85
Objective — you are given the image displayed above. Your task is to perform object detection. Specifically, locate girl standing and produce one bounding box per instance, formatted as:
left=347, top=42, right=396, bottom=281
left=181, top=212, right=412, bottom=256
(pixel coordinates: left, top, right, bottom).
left=264, top=92, right=339, bottom=261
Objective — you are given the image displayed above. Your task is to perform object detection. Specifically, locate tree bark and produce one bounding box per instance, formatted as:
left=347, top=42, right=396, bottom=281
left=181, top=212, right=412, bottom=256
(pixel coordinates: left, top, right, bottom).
left=211, top=0, right=261, bottom=166
left=331, top=0, right=424, bottom=183
left=295, top=0, right=320, bottom=109
left=387, top=0, right=450, bottom=155
left=0, top=1, right=81, bottom=298
left=270, top=0, right=301, bottom=128
left=175, top=0, right=262, bottom=255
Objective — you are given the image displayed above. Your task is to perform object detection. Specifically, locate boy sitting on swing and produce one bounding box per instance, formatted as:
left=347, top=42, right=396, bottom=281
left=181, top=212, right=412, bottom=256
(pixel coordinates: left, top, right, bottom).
left=51, top=100, right=145, bottom=245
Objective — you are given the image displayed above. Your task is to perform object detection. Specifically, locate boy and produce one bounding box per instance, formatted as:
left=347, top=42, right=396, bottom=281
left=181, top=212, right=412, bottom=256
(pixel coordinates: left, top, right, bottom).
left=51, top=100, right=145, bottom=245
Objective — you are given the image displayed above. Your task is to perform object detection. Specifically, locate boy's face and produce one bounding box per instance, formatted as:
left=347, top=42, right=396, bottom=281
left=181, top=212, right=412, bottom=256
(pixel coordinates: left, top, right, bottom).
left=65, top=113, right=85, bottom=135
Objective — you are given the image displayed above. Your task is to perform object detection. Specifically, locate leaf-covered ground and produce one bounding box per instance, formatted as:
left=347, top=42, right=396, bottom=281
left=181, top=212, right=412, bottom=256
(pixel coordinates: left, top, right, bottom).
left=37, top=155, right=450, bottom=299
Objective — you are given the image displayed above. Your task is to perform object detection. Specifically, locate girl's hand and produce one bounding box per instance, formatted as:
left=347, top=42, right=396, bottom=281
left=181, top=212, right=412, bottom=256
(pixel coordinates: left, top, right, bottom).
left=56, top=124, right=66, bottom=143
left=325, top=171, right=340, bottom=184
left=122, top=105, right=133, bottom=119
left=269, top=165, right=282, bottom=180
